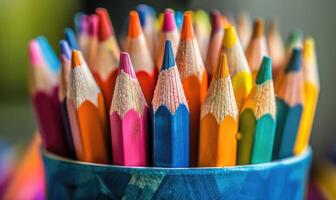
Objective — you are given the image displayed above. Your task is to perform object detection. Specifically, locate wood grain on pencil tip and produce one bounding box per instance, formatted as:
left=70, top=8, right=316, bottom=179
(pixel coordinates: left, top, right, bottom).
left=126, top=10, right=156, bottom=104
left=221, top=25, right=252, bottom=110
left=67, top=50, right=110, bottom=164
left=273, top=48, right=303, bottom=159
left=199, top=53, right=238, bottom=167
left=176, top=13, right=208, bottom=166
left=29, top=39, right=68, bottom=157
left=152, top=40, right=190, bottom=167
left=110, top=52, right=148, bottom=166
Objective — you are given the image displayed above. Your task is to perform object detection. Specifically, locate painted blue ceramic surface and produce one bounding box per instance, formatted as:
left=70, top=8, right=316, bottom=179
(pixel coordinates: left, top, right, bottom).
left=43, top=147, right=312, bottom=200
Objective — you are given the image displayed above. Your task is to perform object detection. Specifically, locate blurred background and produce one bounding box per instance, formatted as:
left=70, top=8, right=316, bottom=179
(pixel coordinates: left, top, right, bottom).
left=1, top=0, right=336, bottom=198
left=1, top=0, right=335, bottom=162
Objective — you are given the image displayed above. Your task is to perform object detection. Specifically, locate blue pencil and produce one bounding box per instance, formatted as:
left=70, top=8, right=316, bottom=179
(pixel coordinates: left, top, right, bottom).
left=273, top=48, right=303, bottom=159
left=64, top=28, right=80, bottom=50
left=36, top=36, right=60, bottom=74
left=152, top=40, right=190, bottom=167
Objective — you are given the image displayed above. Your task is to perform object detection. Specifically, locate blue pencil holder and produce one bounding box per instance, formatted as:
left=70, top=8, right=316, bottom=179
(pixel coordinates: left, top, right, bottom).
left=42, top=148, right=312, bottom=200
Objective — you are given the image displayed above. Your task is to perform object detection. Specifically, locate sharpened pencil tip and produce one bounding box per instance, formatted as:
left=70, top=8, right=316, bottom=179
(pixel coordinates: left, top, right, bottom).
left=161, top=40, right=175, bottom=71
left=287, top=29, right=303, bottom=49
left=79, top=14, right=89, bottom=34
left=210, top=10, right=222, bottom=32
left=223, top=25, right=238, bottom=48
left=214, top=53, right=230, bottom=79
left=128, top=11, right=142, bottom=38
left=119, top=52, right=136, bottom=78
left=252, top=18, right=265, bottom=38
left=181, top=13, right=194, bottom=40
left=136, top=5, right=148, bottom=27
left=222, top=16, right=230, bottom=29
left=162, top=10, right=176, bottom=32
left=285, top=48, right=302, bottom=73
left=28, top=40, right=44, bottom=66
left=59, top=40, right=71, bottom=60
left=304, top=37, right=315, bottom=60
left=256, top=56, right=273, bottom=84
left=71, top=50, right=82, bottom=68
left=64, top=28, right=79, bottom=50
left=96, top=8, right=113, bottom=41
left=88, top=15, right=99, bottom=36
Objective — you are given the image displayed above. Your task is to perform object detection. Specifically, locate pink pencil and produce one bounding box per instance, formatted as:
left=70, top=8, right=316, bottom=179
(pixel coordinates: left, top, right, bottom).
left=28, top=40, right=68, bottom=157
left=155, top=9, right=180, bottom=70
left=110, top=52, right=148, bottom=166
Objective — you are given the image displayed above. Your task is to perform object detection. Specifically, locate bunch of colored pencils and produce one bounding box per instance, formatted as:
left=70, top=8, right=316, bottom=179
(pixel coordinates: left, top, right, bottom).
left=28, top=5, right=319, bottom=167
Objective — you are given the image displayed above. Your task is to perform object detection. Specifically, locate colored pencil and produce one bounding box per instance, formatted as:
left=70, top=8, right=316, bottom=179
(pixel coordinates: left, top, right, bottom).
left=198, top=53, right=238, bottom=167
left=59, top=40, right=76, bottom=158
left=294, top=38, right=320, bottom=154
left=193, top=10, right=211, bottom=61
left=221, top=25, right=252, bottom=110
left=67, top=50, right=110, bottom=164
left=250, top=56, right=276, bottom=164
left=36, top=36, right=60, bottom=74
left=267, top=20, right=285, bottom=78
left=245, top=19, right=268, bottom=79
left=205, top=10, right=224, bottom=80
left=275, top=30, right=303, bottom=94
left=237, top=56, right=276, bottom=164
left=110, top=52, right=148, bottom=166
left=273, top=48, right=303, bottom=159
left=137, top=4, right=157, bottom=58
left=28, top=40, right=68, bottom=157
left=90, top=8, right=120, bottom=109
left=125, top=11, right=156, bottom=104
left=286, top=30, right=303, bottom=55
left=174, top=10, right=183, bottom=30
left=76, top=14, right=90, bottom=55
left=86, top=14, right=99, bottom=70
left=155, top=9, right=180, bottom=71
left=152, top=40, right=190, bottom=167
left=176, top=13, right=208, bottom=166
left=237, top=11, right=252, bottom=49
left=64, top=28, right=80, bottom=50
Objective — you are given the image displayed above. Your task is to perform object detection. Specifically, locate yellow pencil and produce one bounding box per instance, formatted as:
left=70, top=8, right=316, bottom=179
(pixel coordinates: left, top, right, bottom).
left=294, top=38, right=320, bottom=154
left=198, top=53, right=238, bottom=167
left=221, top=25, right=252, bottom=110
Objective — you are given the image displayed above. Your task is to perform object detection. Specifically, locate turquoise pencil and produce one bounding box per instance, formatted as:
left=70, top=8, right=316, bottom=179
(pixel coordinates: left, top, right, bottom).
left=273, top=48, right=303, bottom=159
left=250, top=56, right=276, bottom=163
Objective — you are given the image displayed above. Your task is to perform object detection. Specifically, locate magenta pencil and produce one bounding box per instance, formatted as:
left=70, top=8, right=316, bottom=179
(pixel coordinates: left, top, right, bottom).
left=110, top=52, right=148, bottom=166
left=28, top=40, right=68, bottom=157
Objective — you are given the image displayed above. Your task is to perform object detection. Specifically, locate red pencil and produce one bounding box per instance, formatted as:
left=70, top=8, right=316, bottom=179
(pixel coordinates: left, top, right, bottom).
left=91, top=8, right=120, bottom=109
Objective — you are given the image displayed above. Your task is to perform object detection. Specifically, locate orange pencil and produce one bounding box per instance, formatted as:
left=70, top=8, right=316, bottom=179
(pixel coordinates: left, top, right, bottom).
left=67, top=50, right=110, bottom=164
left=198, top=53, right=238, bottom=167
left=125, top=11, right=156, bottom=104
left=205, top=10, right=224, bottom=80
left=245, top=19, right=268, bottom=79
left=176, top=13, right=208, bottom=166
left=91, top=8, right=120, bottom=109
